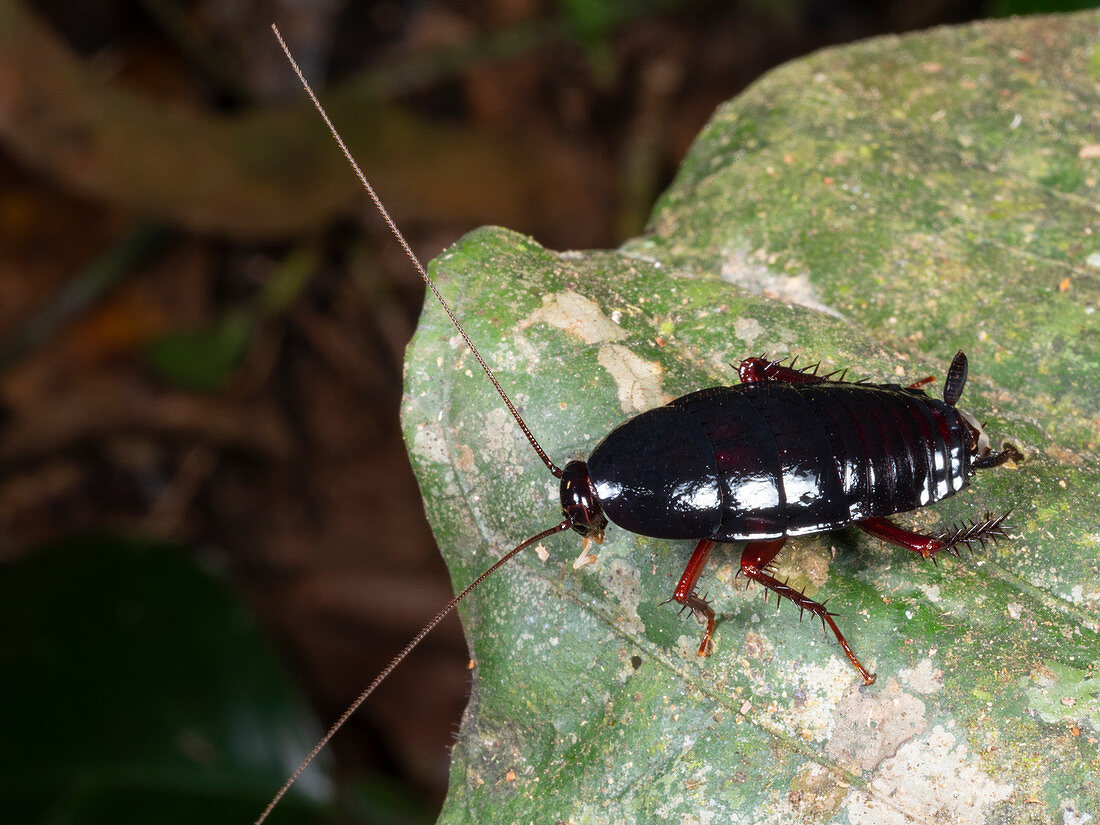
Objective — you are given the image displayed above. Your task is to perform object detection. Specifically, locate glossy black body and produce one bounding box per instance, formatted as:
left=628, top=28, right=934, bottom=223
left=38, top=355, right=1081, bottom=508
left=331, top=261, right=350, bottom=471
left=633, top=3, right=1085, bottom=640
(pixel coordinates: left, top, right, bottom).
left=586, top=381, right=971, bottom=542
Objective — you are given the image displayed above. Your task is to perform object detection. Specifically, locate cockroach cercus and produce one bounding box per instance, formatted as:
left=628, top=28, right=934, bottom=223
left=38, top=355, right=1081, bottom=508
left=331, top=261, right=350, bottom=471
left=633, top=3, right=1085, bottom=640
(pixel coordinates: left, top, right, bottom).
left=260, top=26, right=1022, bottom=823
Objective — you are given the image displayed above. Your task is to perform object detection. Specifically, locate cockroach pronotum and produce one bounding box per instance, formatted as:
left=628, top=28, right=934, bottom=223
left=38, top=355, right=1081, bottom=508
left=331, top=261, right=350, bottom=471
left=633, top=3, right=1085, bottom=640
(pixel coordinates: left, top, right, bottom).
left=259, top=26, right=1022, bottom=823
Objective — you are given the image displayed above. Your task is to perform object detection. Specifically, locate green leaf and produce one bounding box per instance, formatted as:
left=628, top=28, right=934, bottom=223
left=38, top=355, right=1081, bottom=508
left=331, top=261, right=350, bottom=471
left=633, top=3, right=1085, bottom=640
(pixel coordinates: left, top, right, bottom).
left=257, top=246, right=320, bottom=318
left=145, top=310, right=255, bottom=393
left=144, top=245, right=317, bottom=392
left=402, top=11, right=1100, bottom=824
left=0, top=536, right=327, bottom=824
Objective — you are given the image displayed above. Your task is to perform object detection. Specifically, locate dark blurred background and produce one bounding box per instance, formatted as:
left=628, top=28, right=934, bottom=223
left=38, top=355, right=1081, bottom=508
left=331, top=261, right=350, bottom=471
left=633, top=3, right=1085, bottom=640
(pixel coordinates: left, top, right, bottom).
left=0, top=0, right=1092, bottom=823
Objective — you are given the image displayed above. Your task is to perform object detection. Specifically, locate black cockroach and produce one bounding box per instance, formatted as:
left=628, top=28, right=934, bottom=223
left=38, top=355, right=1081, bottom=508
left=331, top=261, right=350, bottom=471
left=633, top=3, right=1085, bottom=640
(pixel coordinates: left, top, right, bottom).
left=260, top=26, right=1021, bottom=823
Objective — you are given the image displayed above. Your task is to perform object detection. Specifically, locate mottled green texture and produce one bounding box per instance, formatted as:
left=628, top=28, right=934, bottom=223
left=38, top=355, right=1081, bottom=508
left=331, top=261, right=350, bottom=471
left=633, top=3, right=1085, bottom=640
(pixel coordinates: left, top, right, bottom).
left=402, top=12, right=1100, bottom=825
left=0, top=537, right=325, bottom=824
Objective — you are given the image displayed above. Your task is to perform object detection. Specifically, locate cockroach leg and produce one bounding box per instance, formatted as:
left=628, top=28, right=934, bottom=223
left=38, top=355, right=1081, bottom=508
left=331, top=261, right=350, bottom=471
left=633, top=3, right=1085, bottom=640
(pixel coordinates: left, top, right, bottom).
left=662, top=539, right=717, bottom=655
left=736, top=356, right=775, bottom=383
left=858, top=517, right=948, bottom=560
left=972, top=443, right=1023, bottom=470
left=737, top=355, right=832, bottom=385
left=907, top=375, right=936, bottom=389
left=933, top=511, right=1011, bottom=553
left=740, top=538, right=876, bottom=685
left=859, top=511, right=1010, bottom=560
left=739, top=352, right=840, bottom=385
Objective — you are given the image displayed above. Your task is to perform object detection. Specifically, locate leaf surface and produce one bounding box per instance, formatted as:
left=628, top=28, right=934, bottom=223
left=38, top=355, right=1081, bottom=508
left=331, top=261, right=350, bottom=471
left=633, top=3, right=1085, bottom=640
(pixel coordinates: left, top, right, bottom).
left=403, top=12, right=1100, bottom=823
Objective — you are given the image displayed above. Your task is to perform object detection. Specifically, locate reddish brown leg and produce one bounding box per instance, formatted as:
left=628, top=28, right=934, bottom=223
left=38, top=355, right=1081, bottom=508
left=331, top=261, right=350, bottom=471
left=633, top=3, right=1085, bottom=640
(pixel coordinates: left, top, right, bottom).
left=907, top=375, right=935, bottom=389
left=738, top=355, right=839, bottom=385
left=663, top=539, right=717, bottom=655
left=741, top=538, right=876, bottom=685
left=859, top=517, right=943, bottom=560
left=860, top=513, right=1010, bottom=560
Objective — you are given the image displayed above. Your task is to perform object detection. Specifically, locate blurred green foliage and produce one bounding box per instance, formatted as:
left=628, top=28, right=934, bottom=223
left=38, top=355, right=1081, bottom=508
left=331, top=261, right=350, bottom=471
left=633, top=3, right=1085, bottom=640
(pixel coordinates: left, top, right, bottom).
left=0, top=536, right=325, bottom=825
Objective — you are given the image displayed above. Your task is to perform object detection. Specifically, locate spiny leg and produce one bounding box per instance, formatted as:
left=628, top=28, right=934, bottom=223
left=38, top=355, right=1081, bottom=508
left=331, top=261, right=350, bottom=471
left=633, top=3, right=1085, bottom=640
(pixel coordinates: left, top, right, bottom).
left=859, top=512, right=1010, bottom=560
left=735, top=353, right=873, bottom=386
left=741, top=538, right=876, bottom=685
left=932, top=511, right=1011, bottom=553
left=663, top=539, right=717, bottom=656
left=739, top=354, right=936, bottom=390
left=738, top=356, right=829, bottom=385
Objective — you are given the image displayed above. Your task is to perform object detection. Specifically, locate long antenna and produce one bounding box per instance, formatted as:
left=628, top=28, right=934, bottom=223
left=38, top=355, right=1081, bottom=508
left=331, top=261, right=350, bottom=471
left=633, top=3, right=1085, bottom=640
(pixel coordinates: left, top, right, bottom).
left=271, top=24, right=562, bottom=479
left=254, top=520, right=569, bottom=825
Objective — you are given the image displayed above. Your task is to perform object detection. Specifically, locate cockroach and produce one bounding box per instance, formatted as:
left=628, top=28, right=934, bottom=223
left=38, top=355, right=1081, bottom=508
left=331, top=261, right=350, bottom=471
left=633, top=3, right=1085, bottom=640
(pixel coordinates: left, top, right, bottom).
left=260, top=26, right=1021, bottom=823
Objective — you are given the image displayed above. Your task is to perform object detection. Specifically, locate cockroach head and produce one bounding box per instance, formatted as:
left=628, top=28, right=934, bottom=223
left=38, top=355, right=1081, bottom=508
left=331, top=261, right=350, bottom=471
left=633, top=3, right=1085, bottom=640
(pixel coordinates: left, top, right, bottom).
left=560, top=460, right=608, bottom=541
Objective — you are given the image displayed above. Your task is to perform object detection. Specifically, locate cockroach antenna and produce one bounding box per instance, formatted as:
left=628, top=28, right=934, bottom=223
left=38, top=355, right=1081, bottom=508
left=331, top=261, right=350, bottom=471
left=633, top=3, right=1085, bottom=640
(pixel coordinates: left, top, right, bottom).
left=270, top=24, right=561, bottom=480
left=254, top=522, right=566, bottom=824
left=256, top=26, right=572, bottom=825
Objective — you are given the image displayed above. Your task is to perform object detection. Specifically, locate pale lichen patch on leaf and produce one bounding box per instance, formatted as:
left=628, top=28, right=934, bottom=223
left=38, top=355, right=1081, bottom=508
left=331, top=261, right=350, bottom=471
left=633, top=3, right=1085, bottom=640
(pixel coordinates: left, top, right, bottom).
left=788, top=762, right=849, bottom=822
left=771, top=657, right=855, bottom=742
left=826, top=678, right=927, bottom=772
left=845, top=724, right=1013, bottom=825
left=517, top=291, right=628, bottom=345
left=596, top=555, right=646, bottom=637
left=515, top=288, right=672, bottom=414
left=777, top=545, right=831, bottom=590
left=733, top=316, right=765, bottom=347
left=481, top=406, right=528, bottom=467
left=898, top=658, right=944, bottom=694
left=720, top=246, right=844, bottom=319
left=453, top=443, right=475, bottom=473
left=597, top=343, right=673, bottom=414
left=1062, top=806, right=1095, bottom=825
left=916, top=583, right=941, bottom=603
left=411, top=419, right=450, bottom=465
